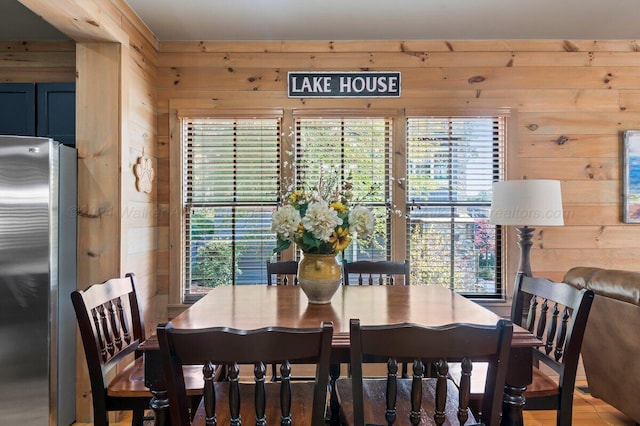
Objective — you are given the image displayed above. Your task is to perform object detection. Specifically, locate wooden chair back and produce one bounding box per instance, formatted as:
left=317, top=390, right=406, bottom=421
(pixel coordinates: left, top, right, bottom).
left=266, top=259, right=301, bottom=381
left=70, top=273, right=148, bottom=425
left=342, top=259, right=411, bottom=377
left=511, top=275, right=594, bottom=425
left=343, top=259, right=409, bottom=285
left=266, top=259, right=299, bottom=286
left=339, top=318, right=513, bottom=426
left=158, top=321, right=333, bottom=426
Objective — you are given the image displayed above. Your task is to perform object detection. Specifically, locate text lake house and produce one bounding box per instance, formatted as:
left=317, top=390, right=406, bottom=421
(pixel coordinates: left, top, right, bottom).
left=288, top=71, right=401, bottom=98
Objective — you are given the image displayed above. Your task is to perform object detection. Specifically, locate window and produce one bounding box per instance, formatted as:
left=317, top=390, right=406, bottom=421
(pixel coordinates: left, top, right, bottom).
left=294, top=117, right=392, bottom=262
left=183, top=118, right=280, bottom=300
left=406, top=117, right=505, bottom=296
left=179, top=112, right=506, bottom=301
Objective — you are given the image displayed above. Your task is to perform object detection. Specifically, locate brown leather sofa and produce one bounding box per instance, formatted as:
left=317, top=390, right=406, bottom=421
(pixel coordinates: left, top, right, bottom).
left=563, top=267, right=640, bottom=424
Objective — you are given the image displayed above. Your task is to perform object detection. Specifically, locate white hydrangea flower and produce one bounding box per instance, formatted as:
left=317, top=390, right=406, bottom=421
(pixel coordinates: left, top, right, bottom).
left=348, top=205, right=375, bottom=239
left=302, top=200, right=343, bottom=242
left=271, top=205, right=301, bottom=241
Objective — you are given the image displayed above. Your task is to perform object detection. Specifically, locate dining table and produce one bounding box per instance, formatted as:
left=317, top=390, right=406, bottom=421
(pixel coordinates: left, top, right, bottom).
left=140, top=284, right=540, bottom=426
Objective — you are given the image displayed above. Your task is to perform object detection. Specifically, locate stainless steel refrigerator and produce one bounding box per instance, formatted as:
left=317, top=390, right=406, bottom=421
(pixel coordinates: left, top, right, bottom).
left=0, top=135, right=77, bottom=425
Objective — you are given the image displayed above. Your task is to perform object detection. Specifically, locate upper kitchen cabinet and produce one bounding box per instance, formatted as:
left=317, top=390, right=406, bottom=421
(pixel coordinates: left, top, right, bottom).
left=0, top=82, right=75, bottom=146
left=0, top=83, right=35, bottom=136
left=37, top=83, right=75, bottom=146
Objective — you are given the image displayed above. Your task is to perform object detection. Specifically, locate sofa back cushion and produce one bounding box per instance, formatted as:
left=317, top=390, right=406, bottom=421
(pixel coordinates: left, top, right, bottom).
left=564, top=266, right=640, bottom=306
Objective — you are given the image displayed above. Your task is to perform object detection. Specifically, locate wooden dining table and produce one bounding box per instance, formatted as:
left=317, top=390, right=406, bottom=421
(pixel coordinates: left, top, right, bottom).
left=141, top=284, right=540, bottom=426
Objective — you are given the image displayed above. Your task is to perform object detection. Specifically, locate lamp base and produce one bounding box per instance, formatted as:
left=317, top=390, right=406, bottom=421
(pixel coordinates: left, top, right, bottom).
left=514, top=226, right=536, bottom=320
left=516, top=226, right=534, bottom=278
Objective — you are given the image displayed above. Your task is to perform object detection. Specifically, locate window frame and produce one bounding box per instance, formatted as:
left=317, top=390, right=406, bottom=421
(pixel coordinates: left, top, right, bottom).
left=182, top=115, right=282, bottom=301
left=169, top=107, right=510, bottom=307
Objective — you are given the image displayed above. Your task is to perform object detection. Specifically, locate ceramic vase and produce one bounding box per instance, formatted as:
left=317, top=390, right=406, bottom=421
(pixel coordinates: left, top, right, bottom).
left=297, top=253, right=341, bottom=304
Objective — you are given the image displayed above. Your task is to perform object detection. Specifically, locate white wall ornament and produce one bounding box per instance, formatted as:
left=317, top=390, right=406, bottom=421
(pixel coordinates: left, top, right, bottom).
left=134, top=155, right=155, bottom=193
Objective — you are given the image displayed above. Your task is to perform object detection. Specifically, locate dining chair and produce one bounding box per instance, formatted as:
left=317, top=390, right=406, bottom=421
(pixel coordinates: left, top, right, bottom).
left=342, top=259, right=411, bottom=378
left=71, top=273, right=204, bottom=426
left=157, top=321, right=333, bottom=426
left=513, top=275, right=594, bottom=426
left=266, top=259, right=299, bottom=286
left=450, top=275, right=595, bottom=426
left=342, top=259, right=409, bottom=285
left=266, top=259, right=301, bottom=381
left=335, top=318, right=513, bottom=426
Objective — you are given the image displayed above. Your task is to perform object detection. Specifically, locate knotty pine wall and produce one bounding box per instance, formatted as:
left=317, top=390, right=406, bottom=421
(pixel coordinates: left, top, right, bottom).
left=0, top=40, right=75, bottom=81
left=156, top=40, right=640, bottom=315
left=120, top=18, right=161, bottom=336
left=74, top=7, right=160, bottom=422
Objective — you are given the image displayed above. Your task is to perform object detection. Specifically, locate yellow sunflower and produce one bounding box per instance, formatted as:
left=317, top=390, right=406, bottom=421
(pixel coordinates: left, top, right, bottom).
left=289, top=190, right=305, bottom=204
left=330, top=201, right=347, bottom=214
left=296, top=223, right=305, bottom=238
left=329, top=227, right=351, bottom=252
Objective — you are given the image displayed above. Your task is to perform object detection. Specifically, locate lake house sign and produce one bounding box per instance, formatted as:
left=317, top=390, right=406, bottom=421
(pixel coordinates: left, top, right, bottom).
left=288, top=71, right=401, bottom=98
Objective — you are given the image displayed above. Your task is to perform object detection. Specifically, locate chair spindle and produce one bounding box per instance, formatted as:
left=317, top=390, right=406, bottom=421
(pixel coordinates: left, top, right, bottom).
left=280, top=360, right=292, bottom=425
left=458, top=357, right=472, bottom=424
left=386, top=358, right=398, bottom=424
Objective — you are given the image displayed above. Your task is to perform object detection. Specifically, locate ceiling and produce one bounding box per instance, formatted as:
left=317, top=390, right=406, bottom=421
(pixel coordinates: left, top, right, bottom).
left=0, top=0, right=68, bottom=40
left=3, top=0, right=640, bottom=41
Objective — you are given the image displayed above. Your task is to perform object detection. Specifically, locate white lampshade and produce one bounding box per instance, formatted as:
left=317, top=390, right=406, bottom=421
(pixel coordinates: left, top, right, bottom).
left=490, top=179, right=564, bottom=226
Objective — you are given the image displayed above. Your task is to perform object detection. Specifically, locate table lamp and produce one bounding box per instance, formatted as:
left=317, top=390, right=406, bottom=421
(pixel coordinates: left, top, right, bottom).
left=489, top=179, right=564, bottom=279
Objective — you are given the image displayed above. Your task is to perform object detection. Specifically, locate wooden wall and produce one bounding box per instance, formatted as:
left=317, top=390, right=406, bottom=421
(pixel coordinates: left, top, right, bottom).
left=74, top=3, right=160, bottom=422
left=0, top=40, right=75, bottom=81
left=119, top=7, right=160, bottom=339
left=156, top=40, right=640, bottom=310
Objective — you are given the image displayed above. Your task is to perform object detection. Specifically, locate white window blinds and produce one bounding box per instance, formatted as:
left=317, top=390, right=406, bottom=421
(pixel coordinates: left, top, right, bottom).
left=294, top=117, right=391, bottom=261
left=406, top=116, right=505, bottom=295
left=183, top=118, right=280, bottom=297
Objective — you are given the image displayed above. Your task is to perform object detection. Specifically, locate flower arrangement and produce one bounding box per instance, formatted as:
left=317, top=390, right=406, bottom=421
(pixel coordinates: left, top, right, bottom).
left=272, top=167, right=376, bottom=255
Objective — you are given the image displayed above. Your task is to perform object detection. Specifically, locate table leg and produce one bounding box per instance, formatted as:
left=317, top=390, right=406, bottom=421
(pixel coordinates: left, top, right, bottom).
left=501, top=347, right=532, bottom=426
left=149, top=389, right=170, bottom=426
left=501, top=385, right=527, bottom=426
left=144, top=350, right=171, bottom=426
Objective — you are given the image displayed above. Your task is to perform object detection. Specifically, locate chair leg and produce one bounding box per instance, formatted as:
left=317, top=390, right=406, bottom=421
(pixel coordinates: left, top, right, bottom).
left=557, top=389, right=575, bottom=426
left=190, top=395, right=203, bottom=420
left=131, top=408, right=145, bottom=426
left=557, top=404, right=573, bottom=426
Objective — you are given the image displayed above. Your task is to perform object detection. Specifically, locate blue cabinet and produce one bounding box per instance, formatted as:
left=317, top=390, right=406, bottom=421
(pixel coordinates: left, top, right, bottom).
left=37, top=83, right=75, bottom=146
left=0, top=83, right=36, bottom=136
left=0, top=82, right=75, bottom=146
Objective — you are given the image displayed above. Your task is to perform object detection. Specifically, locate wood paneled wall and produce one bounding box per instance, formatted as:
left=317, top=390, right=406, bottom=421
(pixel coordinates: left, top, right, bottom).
left=156, top=40, right=640, bottom=307
left=0, top=40, right=75, bottom=81
left=73, top=4, right=160, bottom=422
left=119, top=10, right=160, bottom=338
